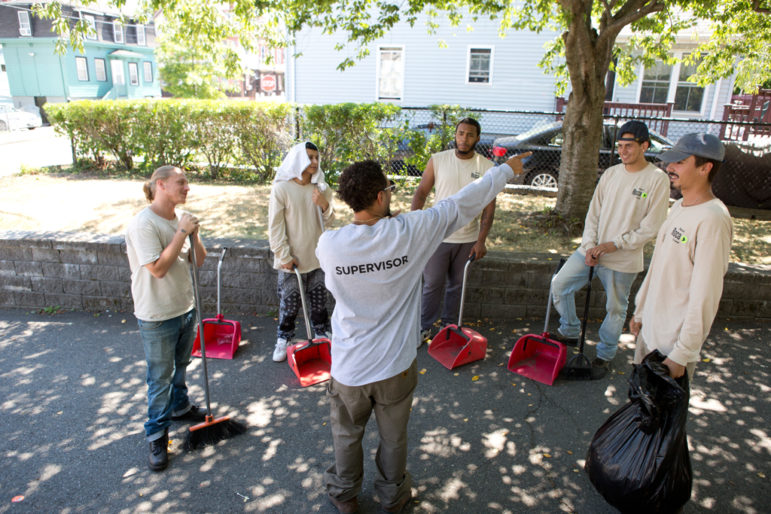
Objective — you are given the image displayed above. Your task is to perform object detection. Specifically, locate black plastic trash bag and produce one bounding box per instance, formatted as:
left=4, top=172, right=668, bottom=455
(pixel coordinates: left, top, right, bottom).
left=585, top=350, right=692, bottom=513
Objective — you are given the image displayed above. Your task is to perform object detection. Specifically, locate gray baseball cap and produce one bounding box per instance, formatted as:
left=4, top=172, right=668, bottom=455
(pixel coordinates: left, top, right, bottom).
left=660, top=133, right=725, bottom=163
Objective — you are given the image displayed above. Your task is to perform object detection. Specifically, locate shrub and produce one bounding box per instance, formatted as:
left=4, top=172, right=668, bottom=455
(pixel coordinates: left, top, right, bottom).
left=299, top=102, right=402, bottom=183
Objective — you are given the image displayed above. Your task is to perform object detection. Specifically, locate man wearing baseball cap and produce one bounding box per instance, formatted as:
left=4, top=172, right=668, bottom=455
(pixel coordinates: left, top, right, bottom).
left=630, top=133, right=733, bottom=380
left=550, top=120, right=670, bottom=374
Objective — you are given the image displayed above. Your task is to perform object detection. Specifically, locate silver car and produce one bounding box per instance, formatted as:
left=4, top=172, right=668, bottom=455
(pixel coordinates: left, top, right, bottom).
left=0, top=104, right=43, bottom=131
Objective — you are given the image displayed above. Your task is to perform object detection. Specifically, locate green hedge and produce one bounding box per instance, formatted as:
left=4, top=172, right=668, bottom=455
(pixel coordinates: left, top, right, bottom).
left=44, top=99, right=468, bottom=183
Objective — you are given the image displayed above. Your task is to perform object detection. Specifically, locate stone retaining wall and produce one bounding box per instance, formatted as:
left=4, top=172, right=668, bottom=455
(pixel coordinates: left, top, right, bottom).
left=1, top=231, right=769, bottom=321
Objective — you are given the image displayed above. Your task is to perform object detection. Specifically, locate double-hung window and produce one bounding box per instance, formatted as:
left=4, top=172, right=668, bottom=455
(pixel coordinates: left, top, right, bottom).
left=75, top=57, right=89, bottom=81
left=639, top=54, right=705, bottom=113
left=128, top=62, right=139, bottom=85
left=95, top=58, right=107, bottom=81
left=143, top=61, right=153, bottom=83
left=136, top=25, right=146, bottom=46
left=113, top=21, right=124, bottom=43
left=82, top=14, right=97, bottom=40
left=18, top=11, right=32, bottom=36
left=467, top=47, right=493, bottom=84
left=377, top=46, right=404, bottom=102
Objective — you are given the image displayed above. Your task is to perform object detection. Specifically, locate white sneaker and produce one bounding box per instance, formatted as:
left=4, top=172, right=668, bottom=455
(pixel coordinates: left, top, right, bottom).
left=314, top=331, right=331, bottom=340
left=272, top=337, right=288, bottom=362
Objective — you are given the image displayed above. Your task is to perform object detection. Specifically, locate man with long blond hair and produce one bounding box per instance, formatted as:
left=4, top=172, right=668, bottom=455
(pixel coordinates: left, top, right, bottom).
left=125, top=165, right=207, bottom=472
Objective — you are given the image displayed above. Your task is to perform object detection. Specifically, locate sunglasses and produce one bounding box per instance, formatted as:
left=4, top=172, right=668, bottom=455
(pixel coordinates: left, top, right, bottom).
left=383, top=180, right=397, bottom=193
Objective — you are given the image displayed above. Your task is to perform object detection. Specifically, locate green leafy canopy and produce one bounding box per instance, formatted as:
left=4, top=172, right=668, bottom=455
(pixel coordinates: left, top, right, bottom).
left=35, top=0, right=770, bottom=92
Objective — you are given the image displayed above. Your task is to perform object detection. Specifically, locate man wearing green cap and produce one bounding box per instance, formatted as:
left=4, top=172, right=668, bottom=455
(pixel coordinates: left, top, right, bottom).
left=631, top=133, right=733, bottom=380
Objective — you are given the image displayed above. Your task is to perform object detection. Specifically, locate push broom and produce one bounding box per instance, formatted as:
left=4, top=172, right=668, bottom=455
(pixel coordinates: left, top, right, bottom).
left=184, top=236, right=246, bottom=450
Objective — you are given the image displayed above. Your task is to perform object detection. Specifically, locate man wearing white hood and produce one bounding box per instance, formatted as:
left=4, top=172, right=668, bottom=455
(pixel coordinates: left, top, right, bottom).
left=268, top=142, right=335, bottom=362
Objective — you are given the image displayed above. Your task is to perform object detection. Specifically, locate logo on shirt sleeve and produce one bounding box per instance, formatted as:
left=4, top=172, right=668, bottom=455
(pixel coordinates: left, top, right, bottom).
left=471, top=172, right=480, bottom=179
left=632, top=187, right=648, bottom=200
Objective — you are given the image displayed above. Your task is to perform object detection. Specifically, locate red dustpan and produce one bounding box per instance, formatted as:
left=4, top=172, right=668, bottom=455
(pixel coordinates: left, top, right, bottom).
left=429, top=257, right=488, bottom=369
left=507, top=258, right=567, bottom=385
left=192, top=249, right=241, bottom=360
left=286, top=268, right=332, bottom=387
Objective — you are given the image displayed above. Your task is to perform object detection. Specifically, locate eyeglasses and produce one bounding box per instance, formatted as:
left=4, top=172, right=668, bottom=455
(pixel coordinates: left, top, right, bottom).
left=383, top=180, right=397, bottom=193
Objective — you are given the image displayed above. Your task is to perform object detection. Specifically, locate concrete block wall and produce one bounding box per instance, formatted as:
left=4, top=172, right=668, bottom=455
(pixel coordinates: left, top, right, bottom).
left=1, top=231, right=769, bottom=322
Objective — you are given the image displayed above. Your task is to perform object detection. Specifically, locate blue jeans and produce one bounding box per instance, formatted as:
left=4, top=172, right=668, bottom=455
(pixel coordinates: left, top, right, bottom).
left=137, top=309, right=197, bottom=441
left=551, top=251, right=637, bottom=361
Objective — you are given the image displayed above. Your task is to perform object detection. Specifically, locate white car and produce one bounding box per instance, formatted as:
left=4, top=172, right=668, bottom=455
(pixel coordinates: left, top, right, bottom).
left=0, top=104, right=43, bottom=131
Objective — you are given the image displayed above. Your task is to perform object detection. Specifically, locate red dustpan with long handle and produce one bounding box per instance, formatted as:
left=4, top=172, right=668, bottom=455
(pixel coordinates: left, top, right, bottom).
left=192, top=249, right=241, bottom=360
left=286, top=267, right=332, bottom=387
left=429, top=256, right=487, bottom=369
left=507, top=258, right=567, bottom=385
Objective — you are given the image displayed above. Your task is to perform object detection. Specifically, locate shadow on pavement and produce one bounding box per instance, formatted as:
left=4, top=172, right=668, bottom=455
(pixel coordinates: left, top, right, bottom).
left=0, top=309, right=767, bottom=513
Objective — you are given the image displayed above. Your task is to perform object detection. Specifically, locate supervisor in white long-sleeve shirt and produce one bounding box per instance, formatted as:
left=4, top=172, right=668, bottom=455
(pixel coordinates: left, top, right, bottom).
left=631, top=133, right=733, bottom=381
left=315, top=153, right=529, bottom=514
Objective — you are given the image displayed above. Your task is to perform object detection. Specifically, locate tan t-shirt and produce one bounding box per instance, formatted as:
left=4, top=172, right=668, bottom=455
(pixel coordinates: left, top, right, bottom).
left=431, top=149, right=495, bottom=244
left=125, top=207, right=195, bottom=322
left=269, top=180, right=335, bottom=273
left=633, top=198, right=733, bottom=366
left=580, top=162, right=670, bottom=273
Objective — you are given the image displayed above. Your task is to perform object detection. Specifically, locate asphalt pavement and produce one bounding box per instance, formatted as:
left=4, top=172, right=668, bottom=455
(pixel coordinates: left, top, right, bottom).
left=0, top=308, right=768, bottom=513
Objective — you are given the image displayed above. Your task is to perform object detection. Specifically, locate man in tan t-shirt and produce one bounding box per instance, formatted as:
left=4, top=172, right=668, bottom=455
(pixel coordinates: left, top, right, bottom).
left=551, top=121, right=670, bottom=374
left=631, top=133, right=732, bottom=380
left=125, top=165, right=207, bottom=472
left=411, top=117, right=495, bottom=344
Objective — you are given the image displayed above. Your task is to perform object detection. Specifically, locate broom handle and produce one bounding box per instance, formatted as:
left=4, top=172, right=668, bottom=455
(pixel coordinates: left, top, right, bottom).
left=216, top=248, right=226, bottom=316
left=189, top=236, right=213, bottom=416
left=578, top=265, right=595, bottom=354
left=457, top=255, right=474, bottom=327
left=294, top=267, right=313, bottom=341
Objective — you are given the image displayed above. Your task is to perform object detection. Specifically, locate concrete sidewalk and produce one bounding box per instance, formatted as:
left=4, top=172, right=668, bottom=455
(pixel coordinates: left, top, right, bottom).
left=0, top=308, right=768, bottom=513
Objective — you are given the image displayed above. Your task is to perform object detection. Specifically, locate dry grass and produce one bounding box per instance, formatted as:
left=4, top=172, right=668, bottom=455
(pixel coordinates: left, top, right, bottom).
left=1, top=173, right=768, bottom=266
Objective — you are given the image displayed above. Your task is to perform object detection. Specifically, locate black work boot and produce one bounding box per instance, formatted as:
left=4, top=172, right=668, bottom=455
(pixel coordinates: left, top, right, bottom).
left=148, top=430, right=169, bottom=472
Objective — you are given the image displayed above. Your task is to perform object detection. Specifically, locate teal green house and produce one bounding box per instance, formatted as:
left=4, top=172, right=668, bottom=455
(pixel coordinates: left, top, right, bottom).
left=0, top=2, right=161, bottom=114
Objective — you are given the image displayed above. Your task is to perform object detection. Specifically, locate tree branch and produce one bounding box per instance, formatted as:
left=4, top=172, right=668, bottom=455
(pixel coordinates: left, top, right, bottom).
left=752, top=0, right=771, bottom=14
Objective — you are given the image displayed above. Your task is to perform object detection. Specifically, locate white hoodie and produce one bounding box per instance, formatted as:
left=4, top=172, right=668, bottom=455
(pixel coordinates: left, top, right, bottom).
left=316, top=163, right=514, bottom=386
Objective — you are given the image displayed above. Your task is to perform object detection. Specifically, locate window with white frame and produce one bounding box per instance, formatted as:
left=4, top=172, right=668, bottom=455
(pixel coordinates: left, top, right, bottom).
left=467, top=47, right=492, bottom=84
left=143, top=61, right=153, bottom=83
left=673, top=55, right=704, bottom=112
left=639, top=55, right=705, bottom=113
left=136, top=25, right=146, bottom=46
left=639, top=62, right=671, bottom=104
left=75, top=56, right=89, bottom=81
left=128, top=62, right=139, bottom=85
left=82, top=14, right=97, bottom=40
left=18, top=11, right=32, bottom=36
left=377, top=46, right=404, bottom=101
left=95, top=58, right=107, bottom=81
left=113, top=21, right=124, bottom=43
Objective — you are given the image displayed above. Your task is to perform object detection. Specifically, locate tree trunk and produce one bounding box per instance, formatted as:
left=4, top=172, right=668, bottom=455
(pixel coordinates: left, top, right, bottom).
left=554, top=1, right=615, bottom=222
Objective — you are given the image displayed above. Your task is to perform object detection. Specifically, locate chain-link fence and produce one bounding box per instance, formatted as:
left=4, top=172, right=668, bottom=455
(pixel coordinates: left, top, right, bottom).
left=385, top=107, right=771, bottom=210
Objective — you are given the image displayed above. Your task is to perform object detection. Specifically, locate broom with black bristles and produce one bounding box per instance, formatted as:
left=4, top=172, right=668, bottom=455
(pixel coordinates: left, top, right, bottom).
left=184, top=236, right=246, bottom=450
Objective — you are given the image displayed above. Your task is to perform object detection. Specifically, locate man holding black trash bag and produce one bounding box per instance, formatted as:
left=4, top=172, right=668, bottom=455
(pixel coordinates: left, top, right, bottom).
left=630, top=133, right=733, bottom=380
left=316, top=152, right=529, bottom=514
